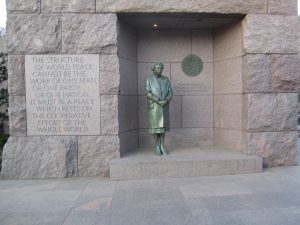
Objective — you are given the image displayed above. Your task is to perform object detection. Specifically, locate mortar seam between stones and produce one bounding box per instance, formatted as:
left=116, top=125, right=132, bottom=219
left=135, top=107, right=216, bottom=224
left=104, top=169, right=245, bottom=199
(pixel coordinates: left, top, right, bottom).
left=22, top=55, right=29, bottom=136
left=212, top=28, right=215, bottom=145
left=214, top=55, right=246, bottom=63
left=76, top=136, right=79, bottom=177
left=118, top=55, right=136, bottom=63
left=135, top=26, right=139, bottom=149
left=60, top=12, right=63, bottom=54
left=275, top=92, right=278, bottom=132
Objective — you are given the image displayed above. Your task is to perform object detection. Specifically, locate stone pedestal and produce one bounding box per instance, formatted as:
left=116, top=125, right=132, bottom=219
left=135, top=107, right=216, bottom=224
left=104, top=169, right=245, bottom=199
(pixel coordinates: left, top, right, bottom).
left=110, top=147, right=263, bottom=180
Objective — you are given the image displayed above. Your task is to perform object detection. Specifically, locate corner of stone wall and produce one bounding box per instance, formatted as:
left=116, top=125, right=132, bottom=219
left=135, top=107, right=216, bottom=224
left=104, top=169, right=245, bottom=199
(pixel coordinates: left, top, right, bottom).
left=241, top=13, right=300, bottom=166
left=2, top=11, right=121, bottom=178
left=61, top=12, right=121, bottom=177
left=213, top=19, right=244, bottom=151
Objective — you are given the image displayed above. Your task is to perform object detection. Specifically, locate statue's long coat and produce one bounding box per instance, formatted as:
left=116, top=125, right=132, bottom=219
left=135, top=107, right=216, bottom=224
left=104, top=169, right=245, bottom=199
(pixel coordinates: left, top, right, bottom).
left=145, top=74, right=173, bottom=131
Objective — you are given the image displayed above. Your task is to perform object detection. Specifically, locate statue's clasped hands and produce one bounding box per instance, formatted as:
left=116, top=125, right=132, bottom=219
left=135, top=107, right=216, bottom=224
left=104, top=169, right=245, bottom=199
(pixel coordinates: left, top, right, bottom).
left=158, top=100, right=168, bottom=106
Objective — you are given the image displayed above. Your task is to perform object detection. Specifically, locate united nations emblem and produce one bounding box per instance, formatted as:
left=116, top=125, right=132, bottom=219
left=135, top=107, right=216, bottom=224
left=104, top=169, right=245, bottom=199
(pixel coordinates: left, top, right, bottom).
left=181, top=54, right=203, bottom=77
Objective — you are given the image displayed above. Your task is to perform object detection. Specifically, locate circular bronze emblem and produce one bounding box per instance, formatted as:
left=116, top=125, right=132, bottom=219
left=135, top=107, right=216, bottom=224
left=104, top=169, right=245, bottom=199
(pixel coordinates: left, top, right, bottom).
left=181, top=54, right=203, bottom=77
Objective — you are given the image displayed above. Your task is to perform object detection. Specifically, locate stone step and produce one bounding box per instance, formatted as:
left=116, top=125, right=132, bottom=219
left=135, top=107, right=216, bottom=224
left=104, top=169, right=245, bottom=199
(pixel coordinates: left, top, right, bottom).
left=110, top=146, right=263, bottom=180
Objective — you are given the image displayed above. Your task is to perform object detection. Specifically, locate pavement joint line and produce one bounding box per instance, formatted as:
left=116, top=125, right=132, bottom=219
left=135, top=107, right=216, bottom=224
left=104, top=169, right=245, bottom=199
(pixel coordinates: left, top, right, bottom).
left=52, top=178, right=64, bottom=191
left=110, top=180, right=120, bottom=209
left=51, top=178, right=63, bottom=191
left=59, top=181, right=89, bottom=225
left=0, top=213, right=11, bottom=224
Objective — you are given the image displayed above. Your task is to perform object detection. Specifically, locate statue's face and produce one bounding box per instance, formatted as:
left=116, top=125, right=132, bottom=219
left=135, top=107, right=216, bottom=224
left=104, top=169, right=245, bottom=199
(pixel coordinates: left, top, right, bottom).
left=153, top=65, right=163, bottom=76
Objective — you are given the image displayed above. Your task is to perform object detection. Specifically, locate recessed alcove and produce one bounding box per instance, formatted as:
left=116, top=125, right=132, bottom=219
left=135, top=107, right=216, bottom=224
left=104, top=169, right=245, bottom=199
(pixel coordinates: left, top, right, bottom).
left=117, top=13, right=246, bottom=156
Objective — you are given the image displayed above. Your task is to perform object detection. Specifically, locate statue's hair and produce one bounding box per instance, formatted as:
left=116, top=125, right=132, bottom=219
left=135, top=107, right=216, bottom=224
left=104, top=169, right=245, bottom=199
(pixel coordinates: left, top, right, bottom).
left=151, top=62, right=164, bottom=71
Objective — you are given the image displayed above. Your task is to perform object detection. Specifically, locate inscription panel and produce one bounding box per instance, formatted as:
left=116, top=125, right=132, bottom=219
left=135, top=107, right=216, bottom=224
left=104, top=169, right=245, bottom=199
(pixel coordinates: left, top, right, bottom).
left=171, top=63, right=213, bottom=95
left=25, top=55, right=100, bottom=135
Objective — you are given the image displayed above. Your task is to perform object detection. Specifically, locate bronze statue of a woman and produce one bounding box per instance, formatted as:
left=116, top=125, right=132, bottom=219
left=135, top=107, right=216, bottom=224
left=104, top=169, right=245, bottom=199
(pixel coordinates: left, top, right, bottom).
left=145, top=62, right=173, bottom=155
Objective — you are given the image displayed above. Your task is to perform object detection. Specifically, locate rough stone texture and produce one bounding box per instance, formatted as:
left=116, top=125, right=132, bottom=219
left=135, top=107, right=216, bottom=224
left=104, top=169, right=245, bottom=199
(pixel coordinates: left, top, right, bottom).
left=242, top=54, right=272, bottom=93
left=101, top=95, right=119, bottom=135
left=214, top=94, right=243, bottom=130
left=100, top=54, right=119, bottom=72
left=214, top=128, right=243, bottom=151
left=118, top=95, right=138, bottom=132
left=243, top=93, right=277, bottom=131
left=139, top=128, right=213, bottom=148
left=268, top=0, right=298, bottom=15
left=62, top=14, right=117, bottom=54
left=214, top=57, right=243, bottom=94
left=271, top=54, right=300, bottom=92
left=6, top=14, right=61, bottom=54
left=96, top=0, right=267, bottom=14
left=100, top=54, right=120, bottom=94
left=7, top=0, right=40, bottom=13
left=243, top=15, right=300, bottom=54
left=214, top=21, right=243, bottom=61
left=243, top=131, right=297, bottom=167
left=78, top=136, right=120, bottom=177
left=41, top=0, right=95, bottom=13
left=1, top=136, right=78, bottom=178
left=8, top=96, right=26, bottom=136
left=182, top=95, right=213, bottom=128
left=7, top=55, right=25, bottom=96
left=276, top=93, right=298, bottom=131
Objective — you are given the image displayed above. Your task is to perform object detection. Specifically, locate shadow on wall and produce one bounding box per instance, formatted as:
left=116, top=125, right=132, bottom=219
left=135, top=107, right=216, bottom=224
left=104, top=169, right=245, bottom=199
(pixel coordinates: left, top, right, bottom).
left=298, top=89, right=300, bottom=147
left=298, top=89, right=300, bottom=125
left=0, top=28, right=8, bottom=135
left=0, top=50, right=9, bottom=171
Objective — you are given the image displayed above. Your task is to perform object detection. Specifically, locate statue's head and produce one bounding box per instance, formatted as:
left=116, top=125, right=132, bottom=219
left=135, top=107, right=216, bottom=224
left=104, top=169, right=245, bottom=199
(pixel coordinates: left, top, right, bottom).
left=151, top=62, right=164, bottom=76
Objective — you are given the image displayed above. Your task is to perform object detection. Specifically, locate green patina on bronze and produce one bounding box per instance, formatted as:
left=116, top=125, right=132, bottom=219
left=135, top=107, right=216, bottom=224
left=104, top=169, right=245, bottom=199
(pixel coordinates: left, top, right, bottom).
left=145, top=62, right=173, bottom=156
left=181, top=54, right=203, bottom=77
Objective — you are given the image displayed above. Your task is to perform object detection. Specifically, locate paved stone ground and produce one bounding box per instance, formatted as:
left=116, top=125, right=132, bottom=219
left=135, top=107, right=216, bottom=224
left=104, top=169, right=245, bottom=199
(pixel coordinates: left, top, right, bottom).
left=0, top=140, right=299, bottom=225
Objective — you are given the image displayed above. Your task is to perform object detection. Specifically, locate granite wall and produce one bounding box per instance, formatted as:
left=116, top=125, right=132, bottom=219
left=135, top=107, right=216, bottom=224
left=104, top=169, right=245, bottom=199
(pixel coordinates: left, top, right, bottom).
left=1, top=0, right=299, bottom=178
left=213, top=21, right=244, bottom=151
left=242, top=14, right=300, bottom=166
left=2, top=10, right=121, bottom=178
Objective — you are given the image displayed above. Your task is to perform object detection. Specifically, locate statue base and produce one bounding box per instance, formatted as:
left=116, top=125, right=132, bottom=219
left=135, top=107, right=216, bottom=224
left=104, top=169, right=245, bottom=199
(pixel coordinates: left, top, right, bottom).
left=110, top=146, right=262, bottom=180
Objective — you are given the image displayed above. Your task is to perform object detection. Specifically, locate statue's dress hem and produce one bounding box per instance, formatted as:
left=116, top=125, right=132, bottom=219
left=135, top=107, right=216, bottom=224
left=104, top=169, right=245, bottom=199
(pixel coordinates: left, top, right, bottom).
left=148, top=128, right=170, bottom=134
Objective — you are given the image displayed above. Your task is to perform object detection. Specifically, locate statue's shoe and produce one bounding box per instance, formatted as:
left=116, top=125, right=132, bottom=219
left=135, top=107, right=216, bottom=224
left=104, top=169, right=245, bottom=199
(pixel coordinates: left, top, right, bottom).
left=160, top=145, right=168, bottom=155
left=156, top=146, right=162, bottom=156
